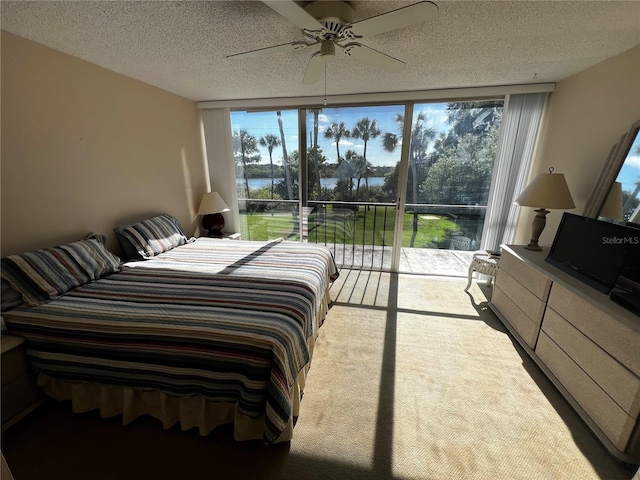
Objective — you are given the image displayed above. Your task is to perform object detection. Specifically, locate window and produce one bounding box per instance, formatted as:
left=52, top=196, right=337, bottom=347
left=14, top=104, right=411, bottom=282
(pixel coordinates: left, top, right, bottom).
left=225, top=93, right=548, bottom=275
left=230, top=110, right=299, bottom=241
left=402, top=101, right=503, bottom=253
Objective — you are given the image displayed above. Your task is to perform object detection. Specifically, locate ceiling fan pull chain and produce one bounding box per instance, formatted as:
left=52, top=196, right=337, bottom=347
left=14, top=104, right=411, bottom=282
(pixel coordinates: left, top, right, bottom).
left=323, top=61, right=328, bottom=106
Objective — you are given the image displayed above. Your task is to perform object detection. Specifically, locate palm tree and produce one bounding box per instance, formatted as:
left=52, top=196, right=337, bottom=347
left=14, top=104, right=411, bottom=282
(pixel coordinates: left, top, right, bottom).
left=276, top=111, right=294, bottom=201
left=309, top=108, right=323, bottom=200
left=324, top=121, right=350, bottom=163
left=324, top=121, right=351, bottom=200
left=337, top=151, right=356, bottom=199
left=352, top=117, right=381, bottom=199
left=382, top=112, right=435, bottom=205
left=232, top=129, right=260, bottom=198
left=623, top=179, right=640, bottom=219
left=259, top=134, right=281, bottom=199
left=445, top=101, right=503, bottom=141
left=382, top=112, right=436, bottom=246
left=345, top=150, right=367, bottom=199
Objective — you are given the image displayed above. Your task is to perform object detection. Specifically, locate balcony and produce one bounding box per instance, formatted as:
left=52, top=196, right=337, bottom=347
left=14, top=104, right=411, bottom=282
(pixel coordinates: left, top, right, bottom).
left=237, top=199, right=483, bottom=275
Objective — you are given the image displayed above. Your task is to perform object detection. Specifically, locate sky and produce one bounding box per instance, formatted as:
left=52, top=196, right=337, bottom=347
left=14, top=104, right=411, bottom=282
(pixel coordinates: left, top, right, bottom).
left=230, top=104, right=453, bottom=169
left=615, top=130, right=640, bottom=195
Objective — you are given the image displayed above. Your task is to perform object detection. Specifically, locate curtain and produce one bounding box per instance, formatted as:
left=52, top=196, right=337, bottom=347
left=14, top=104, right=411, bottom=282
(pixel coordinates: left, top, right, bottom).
left=481, top=93, right=549, bottom=251
left=200, top=108, right=240, bottom=235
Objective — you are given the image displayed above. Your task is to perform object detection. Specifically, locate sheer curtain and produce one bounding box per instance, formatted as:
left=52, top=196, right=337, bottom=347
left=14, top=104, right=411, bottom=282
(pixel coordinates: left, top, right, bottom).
left=480, top=93, right=549, bottom=251
left=200, top=108, right=240, bottom=235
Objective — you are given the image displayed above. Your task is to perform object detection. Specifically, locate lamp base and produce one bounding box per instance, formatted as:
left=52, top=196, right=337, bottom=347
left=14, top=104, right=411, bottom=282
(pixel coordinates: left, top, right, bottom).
left=202, top=213, right=225, bottom=238
left=524, top=241, right=542, bottom=251
left=524, top=208, right=549, bottom=251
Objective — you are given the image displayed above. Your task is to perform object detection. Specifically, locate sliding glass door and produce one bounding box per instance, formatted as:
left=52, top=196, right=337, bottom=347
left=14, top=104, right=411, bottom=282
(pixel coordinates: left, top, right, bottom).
left=303, top=105, right=405, bottom=270
left=230, top=99, right=505, bottom=275
left=397, top=100, right=503, bottom=274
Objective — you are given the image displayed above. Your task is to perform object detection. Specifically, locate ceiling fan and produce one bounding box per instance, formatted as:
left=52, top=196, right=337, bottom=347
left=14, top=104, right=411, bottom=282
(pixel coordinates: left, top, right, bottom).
left=227, top=1, right=439, bottom=85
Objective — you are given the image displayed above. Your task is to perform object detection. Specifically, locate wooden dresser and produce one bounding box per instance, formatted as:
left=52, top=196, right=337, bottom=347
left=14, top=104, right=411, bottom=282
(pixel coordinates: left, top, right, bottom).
left=1, top=335, right=42, bottom=431
left=490, top=245, right=640, bottom=464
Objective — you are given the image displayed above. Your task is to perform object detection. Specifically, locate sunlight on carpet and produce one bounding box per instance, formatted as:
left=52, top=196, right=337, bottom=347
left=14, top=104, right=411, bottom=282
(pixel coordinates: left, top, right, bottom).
left=287, top=272, right=633, bottom=480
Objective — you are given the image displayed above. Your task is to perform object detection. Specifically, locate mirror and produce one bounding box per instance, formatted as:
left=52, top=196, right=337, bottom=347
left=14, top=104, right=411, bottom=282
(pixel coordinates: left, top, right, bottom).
left=610, top=129, right=640, bottom=222
left=584, top=119, right=640, bottom=223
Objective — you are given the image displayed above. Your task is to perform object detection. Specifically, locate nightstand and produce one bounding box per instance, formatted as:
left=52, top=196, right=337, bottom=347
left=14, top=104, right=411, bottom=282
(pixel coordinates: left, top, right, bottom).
left=1, top=335, right=42, bottom=431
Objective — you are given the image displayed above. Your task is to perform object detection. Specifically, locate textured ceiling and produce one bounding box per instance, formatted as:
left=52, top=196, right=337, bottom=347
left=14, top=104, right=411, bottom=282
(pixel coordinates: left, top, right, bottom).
left=1, top=1, right=639, bottom=102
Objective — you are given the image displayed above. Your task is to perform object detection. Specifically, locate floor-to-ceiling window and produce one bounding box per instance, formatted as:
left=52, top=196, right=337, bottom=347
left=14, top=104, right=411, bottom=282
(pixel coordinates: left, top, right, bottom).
left=398, top=100, right=503, bottom=274
left=230, top=109, right=299, bottom=241
left=303, top=105, right=405, bottom=270
left=226, top=95, right=543, bottom=276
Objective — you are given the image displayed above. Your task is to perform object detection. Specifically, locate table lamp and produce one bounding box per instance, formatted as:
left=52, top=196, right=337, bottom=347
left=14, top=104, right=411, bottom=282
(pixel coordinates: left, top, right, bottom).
left=515, top=167, right=575, bottom=251
left=197, top=192, right=230, bottom=237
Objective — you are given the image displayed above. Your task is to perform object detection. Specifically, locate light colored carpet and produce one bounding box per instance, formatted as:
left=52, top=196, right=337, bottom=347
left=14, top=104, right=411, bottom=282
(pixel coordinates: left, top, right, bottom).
left=281, top=270, right=635, bottom=480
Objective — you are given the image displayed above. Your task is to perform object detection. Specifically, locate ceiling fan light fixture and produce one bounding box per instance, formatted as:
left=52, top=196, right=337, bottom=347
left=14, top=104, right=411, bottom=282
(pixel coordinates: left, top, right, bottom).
left=320, top=39, right=336, bottom=58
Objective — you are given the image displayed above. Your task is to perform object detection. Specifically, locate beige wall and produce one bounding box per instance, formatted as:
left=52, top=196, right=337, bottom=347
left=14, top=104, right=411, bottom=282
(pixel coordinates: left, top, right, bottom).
left=1, top=32, right=209, bottom=256
left=515, top=44, right=640, bottom=246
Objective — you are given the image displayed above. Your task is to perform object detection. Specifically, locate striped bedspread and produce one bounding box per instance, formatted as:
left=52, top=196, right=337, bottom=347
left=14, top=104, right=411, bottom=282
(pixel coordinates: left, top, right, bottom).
left=3, top=238, right=338, bottom=443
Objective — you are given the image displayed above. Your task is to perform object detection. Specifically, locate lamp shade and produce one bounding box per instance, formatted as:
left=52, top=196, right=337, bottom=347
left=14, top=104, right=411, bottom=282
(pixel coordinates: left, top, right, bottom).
left=515, top=170, right=575, bottom=210
left=197, top=192, right=230, bottom=215
left=599, top=182, right=623, bottom=221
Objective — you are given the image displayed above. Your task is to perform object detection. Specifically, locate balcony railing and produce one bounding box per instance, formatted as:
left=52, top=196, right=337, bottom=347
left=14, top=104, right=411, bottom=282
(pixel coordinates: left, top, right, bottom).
left=237, top=199, right=486, bottom=271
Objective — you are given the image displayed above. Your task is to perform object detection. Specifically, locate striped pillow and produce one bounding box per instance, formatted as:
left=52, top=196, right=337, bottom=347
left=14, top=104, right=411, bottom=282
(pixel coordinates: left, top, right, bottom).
left=0, top=233, right=123, bottom=306
left=114, top=214, right=194, bottom=259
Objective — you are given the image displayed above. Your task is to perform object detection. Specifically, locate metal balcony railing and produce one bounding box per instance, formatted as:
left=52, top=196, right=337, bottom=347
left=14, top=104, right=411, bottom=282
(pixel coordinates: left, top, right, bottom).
left=237, top=198, right=486, bottom=271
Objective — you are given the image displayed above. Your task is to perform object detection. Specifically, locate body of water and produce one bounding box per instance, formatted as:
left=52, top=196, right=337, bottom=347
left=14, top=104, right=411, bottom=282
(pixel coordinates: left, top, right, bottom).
left=239, top=177, right=386, bottom=190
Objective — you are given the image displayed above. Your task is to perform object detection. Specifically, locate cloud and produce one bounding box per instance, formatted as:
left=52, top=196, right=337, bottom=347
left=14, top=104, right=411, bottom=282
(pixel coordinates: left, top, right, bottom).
left=328, top=139, right=354, bottom=147
left=627, top=154, right=640, bottom=168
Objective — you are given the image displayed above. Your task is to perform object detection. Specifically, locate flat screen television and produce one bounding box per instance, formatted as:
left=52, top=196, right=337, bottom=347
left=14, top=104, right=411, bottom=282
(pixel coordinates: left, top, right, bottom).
left=545, top=213, right=640, bottom=294
left=616, top=221, right=640, bottom=292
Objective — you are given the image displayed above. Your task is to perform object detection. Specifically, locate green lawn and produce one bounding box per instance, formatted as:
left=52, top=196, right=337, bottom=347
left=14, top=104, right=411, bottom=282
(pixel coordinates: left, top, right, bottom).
left=239, top=205, right=463, bottom=248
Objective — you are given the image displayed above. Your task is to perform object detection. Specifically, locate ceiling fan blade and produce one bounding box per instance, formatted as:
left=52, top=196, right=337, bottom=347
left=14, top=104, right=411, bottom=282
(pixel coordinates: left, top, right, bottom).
left=348, top=1, right=439, bottom=38
left=303, top=53, right=325, bottom=85
left=262, top=0, right=324, bottom=31
left=341, top=43, right=405, bottom=72
left=227, top=41, right=312, bottom=60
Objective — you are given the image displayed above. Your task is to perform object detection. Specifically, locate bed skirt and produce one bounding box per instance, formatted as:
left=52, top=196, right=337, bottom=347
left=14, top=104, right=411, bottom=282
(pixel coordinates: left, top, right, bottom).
left=36, top=290, right=330, bottom=443
left=37, top=335, right=312, bottom=443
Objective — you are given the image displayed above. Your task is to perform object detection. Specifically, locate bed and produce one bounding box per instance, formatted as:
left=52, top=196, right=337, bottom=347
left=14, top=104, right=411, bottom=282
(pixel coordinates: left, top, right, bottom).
left=1, top=216, right=338, bottom=444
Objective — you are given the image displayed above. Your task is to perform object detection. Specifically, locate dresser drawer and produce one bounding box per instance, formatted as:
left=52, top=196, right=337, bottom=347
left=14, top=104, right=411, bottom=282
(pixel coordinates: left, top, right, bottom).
left=542, top=308, right=640, bottom=418
left=498, top=249, right=552, bottom=300
left=492, top=285, right=540, bottom=348
left=548, top=283, right=640, bottom=377
left=494, top=269, right=546, bottom=326
left=536, top=332, right=636, bottom=451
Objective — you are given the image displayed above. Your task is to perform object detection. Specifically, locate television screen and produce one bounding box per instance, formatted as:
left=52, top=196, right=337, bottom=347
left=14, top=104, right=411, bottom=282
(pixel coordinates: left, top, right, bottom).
left=617, top=221, right=640, bottom=293
left=545, top=213, right=640, bottom=294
